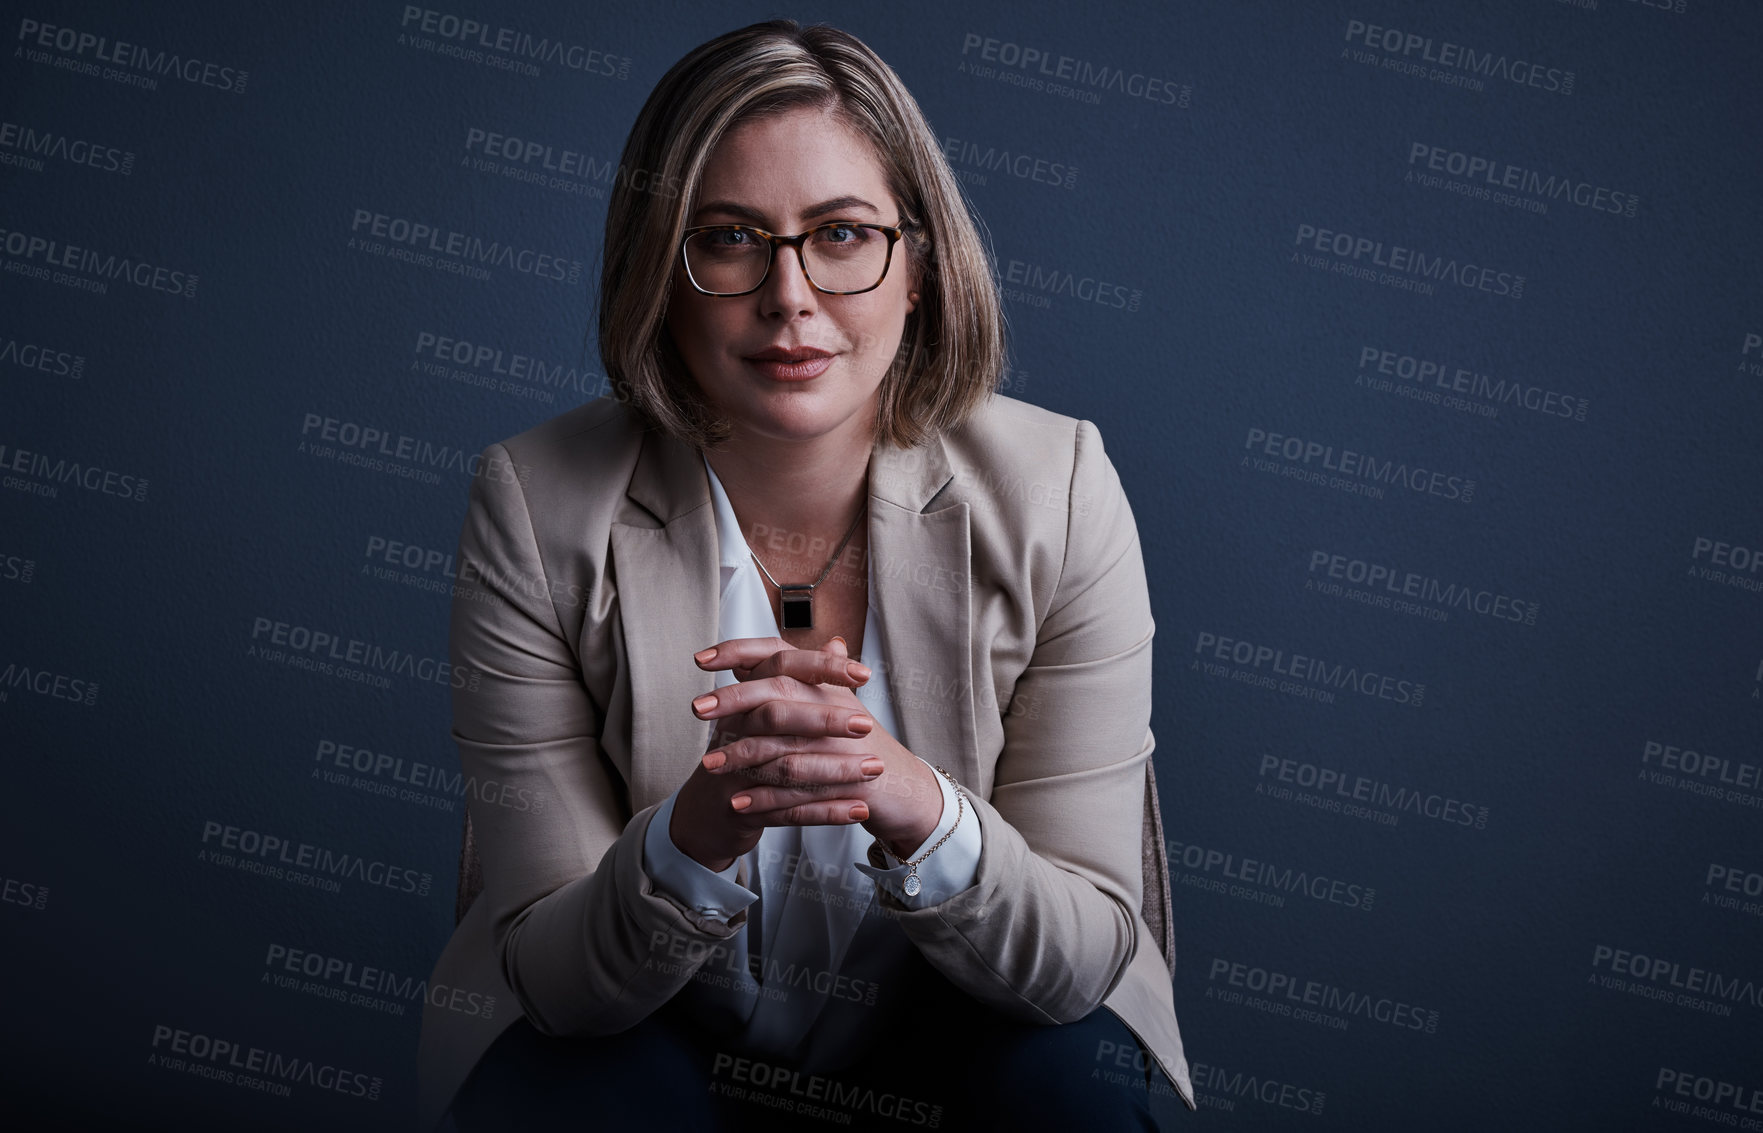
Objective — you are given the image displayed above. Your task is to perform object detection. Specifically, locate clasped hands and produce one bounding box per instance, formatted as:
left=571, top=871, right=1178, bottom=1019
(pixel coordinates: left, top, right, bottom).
left=668, top=636, right=944, bottom=875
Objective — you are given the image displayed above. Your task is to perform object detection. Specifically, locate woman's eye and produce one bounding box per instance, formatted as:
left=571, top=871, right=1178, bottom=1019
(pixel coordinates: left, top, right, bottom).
left=814, top=225, right=869, bottom=248
left=710, top=230, right=753, bottom=247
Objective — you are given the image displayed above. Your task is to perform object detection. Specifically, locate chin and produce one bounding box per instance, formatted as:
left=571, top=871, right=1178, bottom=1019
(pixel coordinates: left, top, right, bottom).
left=731, top=394, right=872, bottom=443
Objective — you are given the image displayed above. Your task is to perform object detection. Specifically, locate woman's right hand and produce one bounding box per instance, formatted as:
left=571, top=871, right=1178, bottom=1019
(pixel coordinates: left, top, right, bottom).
left=668, top=639, right=882, bottom=872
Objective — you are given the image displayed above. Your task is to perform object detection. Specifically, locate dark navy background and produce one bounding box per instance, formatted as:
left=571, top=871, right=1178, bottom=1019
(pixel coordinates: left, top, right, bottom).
left=3, top=0, right=1759, bottom=1129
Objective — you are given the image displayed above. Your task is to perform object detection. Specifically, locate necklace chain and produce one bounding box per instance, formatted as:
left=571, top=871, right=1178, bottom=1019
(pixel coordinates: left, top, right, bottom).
left=748, top=501, right=866, bottom=594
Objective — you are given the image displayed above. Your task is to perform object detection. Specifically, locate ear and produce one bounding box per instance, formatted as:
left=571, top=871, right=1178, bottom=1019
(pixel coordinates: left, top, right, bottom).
left=903, top=236, right=923, bottom=314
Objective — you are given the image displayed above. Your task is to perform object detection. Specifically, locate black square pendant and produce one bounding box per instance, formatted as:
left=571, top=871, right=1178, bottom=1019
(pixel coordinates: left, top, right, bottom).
left=779, top=588, right=814, bottom=630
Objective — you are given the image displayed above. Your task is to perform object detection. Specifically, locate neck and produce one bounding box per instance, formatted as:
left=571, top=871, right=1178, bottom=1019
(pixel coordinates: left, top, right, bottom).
left=702, top=418, right=874, bottom=549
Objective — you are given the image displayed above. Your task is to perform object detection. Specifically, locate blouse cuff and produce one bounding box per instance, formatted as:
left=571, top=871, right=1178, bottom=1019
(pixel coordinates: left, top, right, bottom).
left=640, top=787, right=758, bottom=923
left=853, top=759, right=981, bottom=909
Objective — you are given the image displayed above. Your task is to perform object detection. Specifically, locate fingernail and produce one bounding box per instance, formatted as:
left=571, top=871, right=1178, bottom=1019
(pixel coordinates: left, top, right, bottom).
left=831, top=636, right=847, bottom=650
left=692, top=694, right=718, bottom=714
left=731, top=795, right=751, bottom=811
left=848, top=715, right=873, bottom=735
left=849, top=804, right=869, bottom=821
left=860, top=758, right=885, bottom=777
left=847, top=661, right=872, bottom=681
left=702, top=751, right=726, bottom=772
left=695, top=648, right=718, bottom=663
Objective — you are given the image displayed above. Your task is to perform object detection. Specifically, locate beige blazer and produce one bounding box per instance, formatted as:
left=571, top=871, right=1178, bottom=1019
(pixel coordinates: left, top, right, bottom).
left=417, top=392, right=1195, bottom=1128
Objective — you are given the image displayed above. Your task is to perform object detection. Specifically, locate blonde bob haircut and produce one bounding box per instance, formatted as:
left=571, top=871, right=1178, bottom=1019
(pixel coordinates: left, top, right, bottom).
left=597, top=19, right=1007, bottom=451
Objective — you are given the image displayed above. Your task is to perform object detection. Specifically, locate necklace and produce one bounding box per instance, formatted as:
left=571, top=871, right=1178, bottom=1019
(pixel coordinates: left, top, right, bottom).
left=748, top=501, right=866, bottom=631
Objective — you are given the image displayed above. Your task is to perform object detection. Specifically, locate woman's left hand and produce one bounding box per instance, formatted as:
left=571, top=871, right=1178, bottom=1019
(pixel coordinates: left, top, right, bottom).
left=692, top=636, right=945, bottom=857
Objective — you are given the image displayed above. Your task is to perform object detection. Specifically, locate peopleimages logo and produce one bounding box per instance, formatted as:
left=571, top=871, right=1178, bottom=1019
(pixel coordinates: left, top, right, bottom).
left=958, top=31, right=1190, bottom=107
left=412, top=330, right=609, bottom=401
left=1591, top=944, right=1762, bottom=1016
left=349, top=209, right=582, bottom=285
left=942, top=136, right=1077, bottom=190
left=0, top=334, right=84, bottom=379
left=0, top=660, right=99, bottom=706
left=1, top=874, right=49, bottom=911
left=249, top=615, right=483, bottom=692
left=1653, top=1069, right=1763, bottom=1126
left=1641, top=740, right=1762, bottom=791
left=0, top=441, right=149, bottom=502
left=362, top=531, right=587, bottom=610
left=199, top=820, right=434, bottom=898
left=1307, top=548, right=1539, bottom=626
left=1406, top=142, right=1638, bottom=218
left=262, top=942, right=496, bottom=1020
left=1168, top=839, right=1375, bottom=911
left=0, top=226, right=198, bottom=298
left=399, top=6, right=631, bottom=78
left=1689, top=536, right=1763, bottom=594
left=0, top=552, right=36, bottom=585
left=1244, top=427, right=1475, bottom=504
left=1193, top=630, right=1426, bottom=708
left=1187, top=1062, right=1327, bottom=1117
left=298, top=412, right=529, bottom=486
left=0, top=122, right=133, bottom=175
left=1342, top=18, right=1575, bottom=95
left=1704, top=864, right=1763, bottom=918
left=15, top=18, right=250, bottom=93
left=463, top=126, right=604, bottom=176
left=1294, top=223, right=1524, bottom=299
left=314, top=737, right=544, bottom=815
left=148, top=1024, right=380, bottom=1101
left=709, top=1053, right=942, bottom=1126
left=1356, top=345, right=1589, bottom=422
left=999, top=258, right=1141, bottom=311
left=1258, top=755, right=1489, bottom=831
left=1207, top=957, right=1440, bottom=1034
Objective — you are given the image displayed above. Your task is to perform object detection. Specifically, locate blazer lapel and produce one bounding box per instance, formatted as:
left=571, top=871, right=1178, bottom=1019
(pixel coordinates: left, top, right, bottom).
left=610, top=427, right=720, bottom=813
left=866, top=434, right=982, bottom=796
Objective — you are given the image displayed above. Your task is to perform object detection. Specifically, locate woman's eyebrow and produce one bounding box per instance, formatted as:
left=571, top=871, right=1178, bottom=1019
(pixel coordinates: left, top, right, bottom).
left=692, top=196, right=882, bottom=225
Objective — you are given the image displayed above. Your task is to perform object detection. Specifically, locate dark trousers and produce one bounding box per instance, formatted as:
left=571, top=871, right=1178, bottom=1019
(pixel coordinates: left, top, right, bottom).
left=449, top=960, right=1184, bottom=1132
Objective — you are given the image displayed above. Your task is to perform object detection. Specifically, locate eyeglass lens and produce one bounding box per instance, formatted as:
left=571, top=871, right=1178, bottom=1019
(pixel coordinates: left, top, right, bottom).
left=685, top=226, right=890, bottom=294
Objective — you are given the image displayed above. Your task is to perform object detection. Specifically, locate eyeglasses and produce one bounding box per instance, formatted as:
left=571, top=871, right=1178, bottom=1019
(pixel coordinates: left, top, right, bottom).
left=679, top=220, right=907, bottom=297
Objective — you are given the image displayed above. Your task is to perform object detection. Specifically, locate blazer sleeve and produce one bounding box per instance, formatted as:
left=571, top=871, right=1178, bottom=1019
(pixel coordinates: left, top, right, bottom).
left=876, top=419, right=1154, bottom=1024
left=450, top=442, right=751, bottom=1037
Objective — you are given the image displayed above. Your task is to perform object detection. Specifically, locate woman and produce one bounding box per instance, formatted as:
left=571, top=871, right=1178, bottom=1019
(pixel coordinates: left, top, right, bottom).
left=418, top=19, right=1194, bottom=1131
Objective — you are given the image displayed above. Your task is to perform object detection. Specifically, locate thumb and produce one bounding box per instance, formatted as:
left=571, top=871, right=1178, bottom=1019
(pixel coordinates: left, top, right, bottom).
left=827, top=635, right=849, bottom=659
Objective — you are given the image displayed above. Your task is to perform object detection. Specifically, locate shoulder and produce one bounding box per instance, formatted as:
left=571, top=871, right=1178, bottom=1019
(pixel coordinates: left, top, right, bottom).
left=471, top=397, right=647, bottom=515
left=944, top=391, right=1081, bottom=455
left=935, top=395, right=1142, bottom=629
left=939, top=393, right=1120, bottom=528
left=459, top=397, right=650, bottom=573
left=486, top=396, right=643, bottom=478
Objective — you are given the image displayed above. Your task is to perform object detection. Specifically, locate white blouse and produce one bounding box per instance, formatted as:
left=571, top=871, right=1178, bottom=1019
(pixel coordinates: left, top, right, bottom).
left=637, top=454, right=982, bottom=1069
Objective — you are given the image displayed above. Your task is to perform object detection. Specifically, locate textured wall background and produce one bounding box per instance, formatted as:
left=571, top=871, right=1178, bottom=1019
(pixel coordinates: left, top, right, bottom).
left=3, top=0, right=1759, bottom=1129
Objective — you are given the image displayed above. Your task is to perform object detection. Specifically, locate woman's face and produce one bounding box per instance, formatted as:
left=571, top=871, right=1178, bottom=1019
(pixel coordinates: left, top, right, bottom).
left=664, top=105, right=919, bottom=449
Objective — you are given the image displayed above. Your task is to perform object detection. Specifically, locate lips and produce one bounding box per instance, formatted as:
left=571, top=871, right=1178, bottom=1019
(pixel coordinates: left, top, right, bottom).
left=743, top=345, right=835, bottom=381
left=744, top=346, right=833, bottom=362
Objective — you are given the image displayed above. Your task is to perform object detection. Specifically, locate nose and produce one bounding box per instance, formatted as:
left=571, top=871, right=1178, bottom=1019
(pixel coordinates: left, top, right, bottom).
left=758, top=241, right=819, bottom=319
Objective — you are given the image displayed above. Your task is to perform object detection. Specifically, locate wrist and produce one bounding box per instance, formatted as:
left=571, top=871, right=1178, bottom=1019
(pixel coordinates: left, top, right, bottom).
left=864, top=804, right=941, bottom=860
left=696, top=850, right=737, bottom=873
left=866, top=763, right=950, bottom=859
left=669, top=793, right=736, bottom=873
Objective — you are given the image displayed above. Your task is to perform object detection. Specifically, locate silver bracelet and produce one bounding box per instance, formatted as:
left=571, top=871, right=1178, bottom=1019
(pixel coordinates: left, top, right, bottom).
left=887, top=764, right=964, bottom=898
